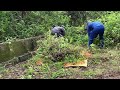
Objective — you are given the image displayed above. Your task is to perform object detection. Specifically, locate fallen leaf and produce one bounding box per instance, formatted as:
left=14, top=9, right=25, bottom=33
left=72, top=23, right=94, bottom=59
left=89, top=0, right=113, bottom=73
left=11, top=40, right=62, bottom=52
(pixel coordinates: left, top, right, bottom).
left=36, top=60, right=43, bottom=66
left=81, top=51, right=92, bottom=58
left=84, top=52, right=92, bottom=58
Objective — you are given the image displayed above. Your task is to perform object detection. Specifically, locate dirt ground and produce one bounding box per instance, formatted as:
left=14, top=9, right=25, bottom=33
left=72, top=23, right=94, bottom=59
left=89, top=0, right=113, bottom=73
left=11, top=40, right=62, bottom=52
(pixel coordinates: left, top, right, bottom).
left=1, top=62, right=120, bottom=79
left=0, top=49, right=120, bottom=79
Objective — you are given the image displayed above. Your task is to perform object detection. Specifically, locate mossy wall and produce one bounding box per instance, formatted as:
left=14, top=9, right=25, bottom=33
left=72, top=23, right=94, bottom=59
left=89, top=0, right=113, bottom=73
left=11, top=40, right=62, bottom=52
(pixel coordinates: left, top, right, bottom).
left=0, top=35, right=43, bottom=63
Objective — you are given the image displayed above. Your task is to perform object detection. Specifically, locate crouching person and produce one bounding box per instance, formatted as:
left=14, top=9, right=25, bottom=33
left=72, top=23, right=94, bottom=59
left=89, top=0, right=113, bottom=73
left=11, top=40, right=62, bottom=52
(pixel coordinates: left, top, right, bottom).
left=85, top=21, right=105, bottom=48
left=51, top=25, right=65, bottom=37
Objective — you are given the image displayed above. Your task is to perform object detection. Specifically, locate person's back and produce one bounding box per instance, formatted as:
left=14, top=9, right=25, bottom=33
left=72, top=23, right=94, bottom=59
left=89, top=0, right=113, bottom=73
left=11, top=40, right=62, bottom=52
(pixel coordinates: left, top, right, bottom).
left=89, top=21, right=104, bottom=30
left=51, top=25, right=65, bottom=37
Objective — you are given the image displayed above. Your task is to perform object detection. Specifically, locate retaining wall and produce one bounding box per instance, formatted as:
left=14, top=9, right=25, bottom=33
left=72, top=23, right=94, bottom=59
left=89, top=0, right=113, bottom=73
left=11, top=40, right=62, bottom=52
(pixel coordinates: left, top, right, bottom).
left=0, top=35, right=44, bottom=63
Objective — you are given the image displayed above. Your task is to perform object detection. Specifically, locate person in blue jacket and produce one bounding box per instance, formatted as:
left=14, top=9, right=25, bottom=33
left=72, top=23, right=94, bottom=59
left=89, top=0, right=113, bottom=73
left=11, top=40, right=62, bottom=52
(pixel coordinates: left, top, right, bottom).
left=85, top=21, right=105, bottom=48
left=51, top=25, right=65, bottom=37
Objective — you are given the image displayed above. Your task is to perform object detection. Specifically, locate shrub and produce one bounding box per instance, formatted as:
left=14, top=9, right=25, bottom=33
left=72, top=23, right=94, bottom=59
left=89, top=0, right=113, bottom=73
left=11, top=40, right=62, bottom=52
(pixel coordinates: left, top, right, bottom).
left=36, top=31, right=85, bottom=62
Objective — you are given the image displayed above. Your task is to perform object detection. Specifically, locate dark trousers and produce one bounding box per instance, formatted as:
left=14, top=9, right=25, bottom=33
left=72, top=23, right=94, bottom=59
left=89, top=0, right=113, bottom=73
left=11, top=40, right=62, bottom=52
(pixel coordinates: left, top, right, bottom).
left=88, top=27, right=104, bottom=48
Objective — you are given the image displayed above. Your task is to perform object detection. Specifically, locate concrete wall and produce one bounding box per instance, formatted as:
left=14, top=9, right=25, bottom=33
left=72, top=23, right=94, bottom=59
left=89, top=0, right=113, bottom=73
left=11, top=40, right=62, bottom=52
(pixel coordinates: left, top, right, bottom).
left=0, top=35, right=44, bottom=63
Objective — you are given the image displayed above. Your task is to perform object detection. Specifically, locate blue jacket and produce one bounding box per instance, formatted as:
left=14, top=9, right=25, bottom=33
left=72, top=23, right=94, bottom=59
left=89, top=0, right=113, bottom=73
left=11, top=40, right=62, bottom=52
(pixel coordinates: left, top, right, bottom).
left=87, top=21, right=104, bottom=33
left=87, top=21, right=105, bottom=47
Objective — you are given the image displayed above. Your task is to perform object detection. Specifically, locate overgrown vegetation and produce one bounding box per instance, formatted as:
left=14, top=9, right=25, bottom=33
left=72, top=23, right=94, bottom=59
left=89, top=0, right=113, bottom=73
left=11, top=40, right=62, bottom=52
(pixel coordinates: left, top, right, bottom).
left=0, top=11, right=119, bottom=48
left=36, top=31, right=89, bottom=62
left=0, top=11, right=120, bottom=79
left=0, top=11, right=69, bottom=42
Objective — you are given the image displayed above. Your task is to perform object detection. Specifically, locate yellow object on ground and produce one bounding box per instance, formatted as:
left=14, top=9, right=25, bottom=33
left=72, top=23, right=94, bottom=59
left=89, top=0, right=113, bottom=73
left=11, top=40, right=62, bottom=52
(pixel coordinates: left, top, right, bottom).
left=64, top=60, right=87, bottom=68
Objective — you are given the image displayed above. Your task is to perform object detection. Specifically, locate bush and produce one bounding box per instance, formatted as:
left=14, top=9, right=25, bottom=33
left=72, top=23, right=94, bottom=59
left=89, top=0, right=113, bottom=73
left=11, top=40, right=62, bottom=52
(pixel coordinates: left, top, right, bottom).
left=36, top=31, right=85, bottom=62
left=65, top=25, right=88, bottom=46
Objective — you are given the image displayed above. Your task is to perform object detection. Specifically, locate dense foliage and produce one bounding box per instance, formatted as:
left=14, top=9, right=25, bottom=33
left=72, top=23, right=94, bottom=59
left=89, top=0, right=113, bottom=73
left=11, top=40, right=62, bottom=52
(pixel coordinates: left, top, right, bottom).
left=0, top=11, right=69, bottom=42
left=0, top=11, right=120, bottom=48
